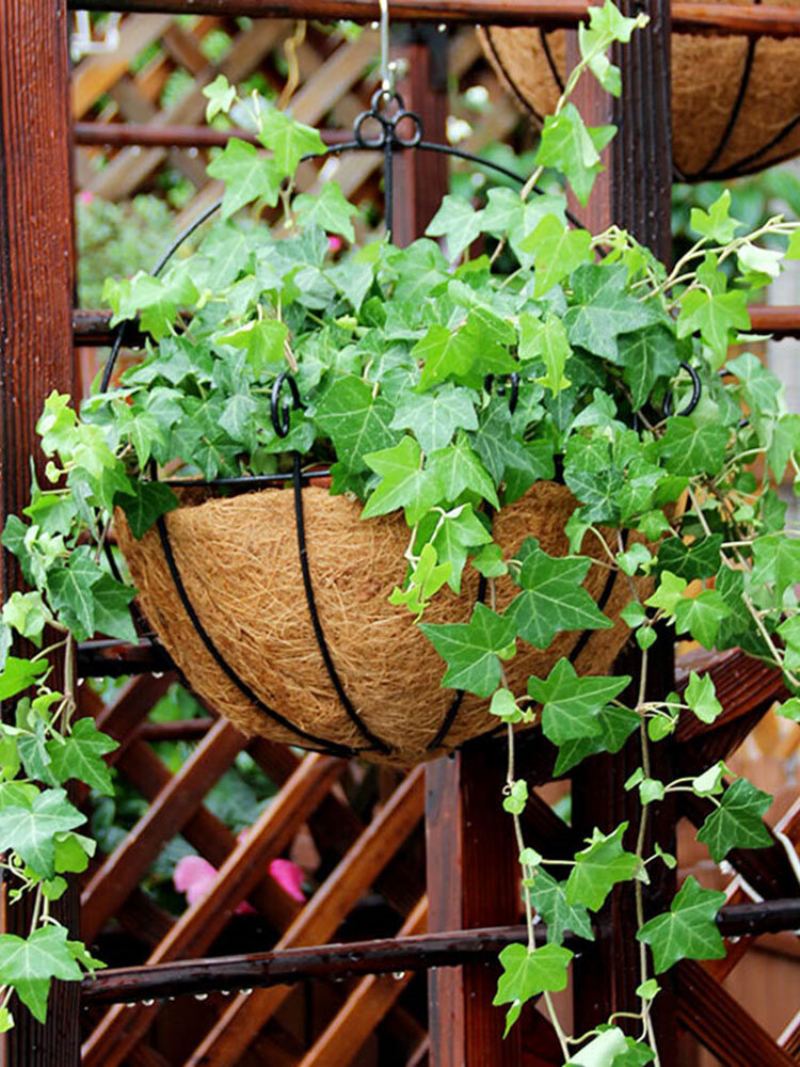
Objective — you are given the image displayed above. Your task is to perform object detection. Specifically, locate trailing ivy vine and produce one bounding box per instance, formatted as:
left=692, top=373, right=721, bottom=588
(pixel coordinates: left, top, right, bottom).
left=0, top=3, right=798, bottom=1060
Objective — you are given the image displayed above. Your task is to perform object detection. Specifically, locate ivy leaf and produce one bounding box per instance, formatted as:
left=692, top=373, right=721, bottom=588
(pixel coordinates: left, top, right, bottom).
left=645, top=571, right=687, bottom=615
left=425, top=196, right=483, bottom=262
left=89, top=575, right=136, bottom=643
left=618, top=326, right=679, bottom=409
left=47, top=548, right=105, bottom=638
left=493, top=942, right=573, bottom=1036
left=696, top=778, right=773, bottom=862
left=217, top=318, right=288, bottom=377
left=637, top=876, right=726, bottom=974
left=413, top=324, right=476, bottom=391
left=473, top=403, right=549, bottom=497
left=293, top=182, right=359, bottom=242
left=689, top=190, right=743, bottom=244
left=389, top=543, right=451, bottom=619
left=570, top=1027, right=630, bottom=1066
left=506, top=540, right=613, bottom=649
left=527, top=659, right=631, bottom=746
left=117, top=481, right=179, bottom=539
left=565, top=264, right=658, bottom=361
left=658, top=417, right=729, bottom=477
left=390, top=385, right=477, bottom=454
left=553, top=703, right=640, bottom=775
left=673, top=590, right=730, bottom=649
left=518, top=215, right=593, bottom=297
left=425, top=504, right=492, bottom=594
left=258, top=108, right=324, bottom=176
left=46, top=719, right=118, bottom=796
left=684, top=672, right=722, bottom=725
left=206, top=139, right=282, bottom=218
left=767, top=413, right=800, bottom=481
left=202, top=74, right=236, bottom=122
left=677, top=287, right=750, bottom=367
left=656, top=535, right=722, bottom=581
left=0, top=925, right=82, bottom=1023
left=566, top=823, right=640, bottom=911
left=518, top=312, right=572, bottom=395
left=362, top=436, right=442, bottom=523
left=534, top=103, right=616, bottom=205
left=315, top=375, right=397, bottom=474
left=0, top=657, right=48, bottom=701
left=428, top=434, right=499, bottom=508
left=752, top=533, right=800, bottom=598
left=0, top=788, right=85, bottom=878
left=421, top=603, right=517, bottom=697
left=530, top=869, right=595, bottom=945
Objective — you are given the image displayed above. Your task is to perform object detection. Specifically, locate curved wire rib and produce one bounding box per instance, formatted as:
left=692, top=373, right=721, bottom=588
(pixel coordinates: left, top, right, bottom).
left=154, top=509, right=362, bottom=758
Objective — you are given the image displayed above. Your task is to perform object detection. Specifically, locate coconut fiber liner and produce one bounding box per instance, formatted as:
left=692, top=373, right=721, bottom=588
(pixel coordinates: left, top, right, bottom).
left=479, top=0, right=800, bottom=180
left=117, top=481, right=647, bottom=766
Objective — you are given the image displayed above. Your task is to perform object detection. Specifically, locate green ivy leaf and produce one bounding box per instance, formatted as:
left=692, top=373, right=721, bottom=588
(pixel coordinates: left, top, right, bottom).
left=362, top=436, right=442, bottom=524
left=428, top=434, right=499, bottom=508
left=315, top=375, right=397, bottom=474
left=518, top=312, right=572, bottom=395
left=0, top=925, right=82, bottom=1023
left=518, top=215, right=593, bottom=297
left=390, top=385, right=477, bottom=454
left=658, top=417, right=730, bottom=477
left=47, top=548, right=105, bottom=638
left=217, top=318, right=289, bottom=377
left=528, top=659, right=631, bottom=747
left=690, top=190, right=743, bottom=244
left=117, top=481, right=179, bottom=540
left=421, top=603, right=517, bottom=697
left=696, top=778, right=773, bottom=862
left=673, top=590, right=730, bottom=649
left=258, top=108, right=325, bottom=177
left=553, top=703, right=640, bottom=775
left=46, top=719, right=118, bottom=796
left=506, top=540, right=613, bottom=649
left=752, top=534, right=800, bottom=599
left=206, top=139, right=282, bottom=219
left=91, top=575, right=137, bottom=642
left=535, top=103, right=615, bottom=205
left=565, top=264, right=659, bottom=361
left=202, top=74, right=236, bottom=122
left=684, top=672, right=722, bottom=725
left=637, top=876, right=726, bottom=974
left=656, top=535, right=722, bottom=582
left=618, top=326, right=679, bottom=409
left=293, top=182, right=359, bottom=242
left=425, top=196, right=483, bottom=262
left=566, top=822, right=640, bottom=911
left=1, top=592, right=50, bottom=647
left=0, top=657, right=48, bottom=701
left=0, top=788, right=85, bottom=878
left=425, top=503, right=493, bottom=594
left=677, top=287, right=750, bottom=367
left=493, top=942, right=573, bottom=1036
left=530, top=869, right=595, bottom=945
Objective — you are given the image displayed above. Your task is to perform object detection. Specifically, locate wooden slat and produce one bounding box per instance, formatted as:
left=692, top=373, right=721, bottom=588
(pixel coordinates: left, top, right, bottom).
left=0, top=2, right=78, bottom=1064
left=81, top=720, right=247, bottom=943
left=182, top=767, right=425, bottom=1067
left=298, top=898, right=428, bottom=1067
left=82, top=753, right=346, bottom=1067
left=676, top=961, right=796, bottom=1066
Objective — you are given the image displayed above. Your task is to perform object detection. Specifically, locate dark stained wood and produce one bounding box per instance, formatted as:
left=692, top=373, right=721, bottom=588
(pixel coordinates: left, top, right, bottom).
left=66, top=0, right=800, bottom=37
left=74, top=121, right=353, bottom=149
left=76, top=637, right=175, bottom=676
left=82, top=754, right=347, bottom=1067
left=182, top=767, right=425, bottom=1067
left=0, top=2, right=79, bottom=1064
left=79, top=899, right=799, bottom=1004
left=750, top=305, right=800, bottom=339
left=676, top=961, right=797, bottom=1066
left=426, top=747, right=523, bottom=1067
left=81, top=720, right=248, bottom=943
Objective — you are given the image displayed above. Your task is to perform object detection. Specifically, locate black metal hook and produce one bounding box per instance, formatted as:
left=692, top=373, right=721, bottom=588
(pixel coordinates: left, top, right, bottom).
left=484, top=372, right=520, bottom=415
left=354, top=89, right=423, bottom=150
left=663, top=361, right=702, bottom=418
left=271, top=372, right=303, bottom=438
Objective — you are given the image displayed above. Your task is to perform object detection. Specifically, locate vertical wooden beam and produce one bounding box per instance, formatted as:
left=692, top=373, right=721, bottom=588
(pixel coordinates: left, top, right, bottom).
left=0, top=1, right=78, bottom=1065
left=567, top=2, right=675, bottom=1058
left=425, top=748, right=523, bottom=1066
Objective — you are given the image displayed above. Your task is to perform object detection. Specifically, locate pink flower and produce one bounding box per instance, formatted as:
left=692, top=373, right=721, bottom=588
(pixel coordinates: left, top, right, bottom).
left=268, top=858, right=306, bottom=903
left=78, top=190, right=95, bottom=205
left=173, top=854, right=306, bottom=914
left=327, top=235, right=344, bottom=253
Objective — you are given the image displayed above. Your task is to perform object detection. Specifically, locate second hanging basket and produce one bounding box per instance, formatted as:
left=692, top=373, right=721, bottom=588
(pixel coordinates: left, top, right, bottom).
left=117, top=479, right=646, bottom=766
left=479, top=0, right=800, bottom=180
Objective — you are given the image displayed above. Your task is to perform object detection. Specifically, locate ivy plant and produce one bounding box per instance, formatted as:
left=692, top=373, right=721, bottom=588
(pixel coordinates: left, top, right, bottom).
left=0, top=2, right=799, bottom=1059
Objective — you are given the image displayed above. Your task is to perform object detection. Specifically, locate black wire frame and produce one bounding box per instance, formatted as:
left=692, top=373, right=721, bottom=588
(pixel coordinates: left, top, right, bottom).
left=101, top=122, right=546, bottom=759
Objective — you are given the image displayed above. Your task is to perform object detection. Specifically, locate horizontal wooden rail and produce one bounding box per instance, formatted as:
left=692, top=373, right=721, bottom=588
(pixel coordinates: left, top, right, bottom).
left=80, top=899, right=800, bottom=1004
left=74, top=122, right=354, bottom=149
left=749, top=305, right=800, bottom=338
left=64, top=1, right=800, bottom=37
left=77, top=638, right=174, bottom=677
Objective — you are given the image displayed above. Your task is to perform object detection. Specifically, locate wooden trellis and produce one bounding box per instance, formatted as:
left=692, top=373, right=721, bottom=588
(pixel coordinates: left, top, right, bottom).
left=2, top=2, right=800, bottom=1066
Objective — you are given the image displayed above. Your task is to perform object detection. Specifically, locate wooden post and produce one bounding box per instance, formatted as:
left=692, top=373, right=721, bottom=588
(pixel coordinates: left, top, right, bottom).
left=567, top=1, right=677, bottom=1058
left=0, top=2, right=79, bottom=1064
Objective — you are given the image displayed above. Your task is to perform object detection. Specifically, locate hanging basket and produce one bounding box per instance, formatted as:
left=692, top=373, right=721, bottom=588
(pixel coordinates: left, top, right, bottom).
left=117, top=479, right=646, bottom=767
left=479, top=1, right=800, bottom=181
